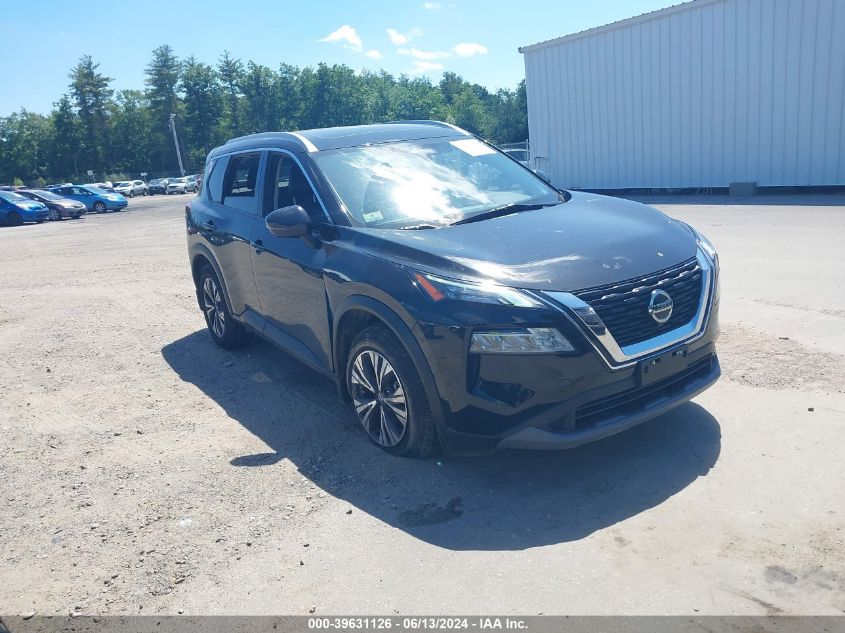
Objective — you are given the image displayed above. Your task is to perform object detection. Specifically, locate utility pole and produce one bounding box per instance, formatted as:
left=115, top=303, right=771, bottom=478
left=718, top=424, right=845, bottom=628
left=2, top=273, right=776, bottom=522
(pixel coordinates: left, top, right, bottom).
left=169, top=113, right=185, bottom=176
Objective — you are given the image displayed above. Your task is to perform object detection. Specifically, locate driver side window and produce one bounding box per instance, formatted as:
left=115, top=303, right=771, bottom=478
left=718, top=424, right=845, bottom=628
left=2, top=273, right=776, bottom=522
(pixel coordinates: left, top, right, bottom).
left=263, top=153, right=324, bottom=228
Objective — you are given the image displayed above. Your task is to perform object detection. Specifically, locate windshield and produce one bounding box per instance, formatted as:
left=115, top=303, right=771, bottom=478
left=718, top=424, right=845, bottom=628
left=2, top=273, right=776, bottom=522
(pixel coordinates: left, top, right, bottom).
left=172, top=178, right=187, bottom=183
left=115, top=181, right=130, bottom=187
left=84, top=187, right=107, bottom=195
left=314, top=137, right=561, bottom=228
left=31, top=190, right=62, bottom=201
left=0, top=191, right=28, bottom=202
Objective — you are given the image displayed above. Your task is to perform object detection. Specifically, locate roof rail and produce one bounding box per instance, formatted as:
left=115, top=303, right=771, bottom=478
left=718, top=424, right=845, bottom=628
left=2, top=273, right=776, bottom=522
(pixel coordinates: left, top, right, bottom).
left=385, top=120, right=465, bottom=132
left=224, top=130, right=288, bottom=145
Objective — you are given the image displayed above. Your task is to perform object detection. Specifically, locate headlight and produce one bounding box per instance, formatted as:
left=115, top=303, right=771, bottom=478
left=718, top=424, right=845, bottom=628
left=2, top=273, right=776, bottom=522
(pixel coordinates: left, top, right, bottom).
left=470, top=328, right=575, bottom=354
left=696, top=231, right=718, bottom=266
left=413, top=272, right=542, bottom=308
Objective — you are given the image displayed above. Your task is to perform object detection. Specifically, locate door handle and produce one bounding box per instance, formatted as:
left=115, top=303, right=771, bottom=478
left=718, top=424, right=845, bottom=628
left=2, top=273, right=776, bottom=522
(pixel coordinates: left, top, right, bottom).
left=251, top=238, right=264, bottom=251
left=202, top=220, right=216, bottom=230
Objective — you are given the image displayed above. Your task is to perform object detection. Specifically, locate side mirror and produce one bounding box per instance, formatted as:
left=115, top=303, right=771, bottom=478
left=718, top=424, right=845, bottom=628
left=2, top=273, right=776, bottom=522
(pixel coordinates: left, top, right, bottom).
left=533, top=169, right=550, bottom=183
left=265, top=205, right=311, bottom=238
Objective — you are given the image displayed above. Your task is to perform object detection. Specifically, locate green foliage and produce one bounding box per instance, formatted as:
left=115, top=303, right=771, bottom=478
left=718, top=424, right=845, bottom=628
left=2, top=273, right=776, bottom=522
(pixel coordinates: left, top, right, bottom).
left=0, top=50, right=528, bottom=185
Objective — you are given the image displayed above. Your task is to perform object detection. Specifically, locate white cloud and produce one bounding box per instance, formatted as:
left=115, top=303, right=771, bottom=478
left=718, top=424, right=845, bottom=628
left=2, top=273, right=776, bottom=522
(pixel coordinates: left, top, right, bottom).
left=422, top=2, right=442, bottom=9
left=452, top=42, right=488, bottom=57
left=386, top=28, right=408, bottom=45
left=397, top=48, right=451, bottom=60
left=386, top=27, right=422, bottom=45
left=319, top=25, right=363, bottom=52
left=365, top=49, right=383, bottom=59
left=412, top=60, right=444, bottom=73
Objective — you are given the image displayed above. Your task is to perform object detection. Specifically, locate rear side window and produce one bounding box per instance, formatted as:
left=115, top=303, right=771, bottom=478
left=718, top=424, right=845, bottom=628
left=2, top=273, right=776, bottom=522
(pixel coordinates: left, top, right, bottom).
left=222, top=153, right=261, bottom=214
left=205, top=157, right=227, bottom=202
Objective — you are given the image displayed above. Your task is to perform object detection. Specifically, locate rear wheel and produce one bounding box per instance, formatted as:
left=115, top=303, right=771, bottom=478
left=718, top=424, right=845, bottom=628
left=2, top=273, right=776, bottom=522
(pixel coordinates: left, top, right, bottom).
left=129, top=190, right=134, bottom=198
left=93, top=201, right=106, bottom=214
left=346, top=325, right=436, bottom=458
left=198, top=265, right=249, bottom=349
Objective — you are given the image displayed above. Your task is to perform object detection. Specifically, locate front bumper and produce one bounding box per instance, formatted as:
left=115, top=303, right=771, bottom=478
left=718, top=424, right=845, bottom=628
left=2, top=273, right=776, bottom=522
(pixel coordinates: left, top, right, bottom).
left=106, top=199, right=128, bottom=210
left=412, top=254, right=721, bottom=455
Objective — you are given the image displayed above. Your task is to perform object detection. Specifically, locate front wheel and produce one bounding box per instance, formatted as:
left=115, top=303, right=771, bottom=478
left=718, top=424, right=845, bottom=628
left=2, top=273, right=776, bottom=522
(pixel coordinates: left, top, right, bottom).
left=346, top=325, right=436, bottom=458
left=6, top=211, right=22, bottom=226
left=50, top=208, right=62, bottom=221
left=93, top=201, right=106, bottom=213
left=198, top=265, right=249, bottom=349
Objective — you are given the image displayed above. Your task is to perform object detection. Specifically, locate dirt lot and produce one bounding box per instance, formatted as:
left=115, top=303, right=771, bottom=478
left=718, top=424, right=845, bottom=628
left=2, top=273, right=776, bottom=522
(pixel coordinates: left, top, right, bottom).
left=1, top=193, right=843, bottom=616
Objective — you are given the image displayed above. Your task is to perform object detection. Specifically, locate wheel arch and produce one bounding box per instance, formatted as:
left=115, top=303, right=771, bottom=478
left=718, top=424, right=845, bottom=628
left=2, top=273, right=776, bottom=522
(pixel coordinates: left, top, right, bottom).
left=332, top=295, right=446, bottom=432
left=189, top=243, right=234, bottom=315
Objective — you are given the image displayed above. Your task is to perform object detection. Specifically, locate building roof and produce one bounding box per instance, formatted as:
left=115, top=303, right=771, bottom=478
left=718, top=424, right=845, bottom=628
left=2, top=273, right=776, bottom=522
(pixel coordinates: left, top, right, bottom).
left=518, top=0, right=724, bottom=53
left=216, top=121, right=468, bottom=157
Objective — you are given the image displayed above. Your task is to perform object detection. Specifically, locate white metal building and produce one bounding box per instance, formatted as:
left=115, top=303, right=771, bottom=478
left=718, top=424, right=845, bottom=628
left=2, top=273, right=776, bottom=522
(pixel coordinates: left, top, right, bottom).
left=519, top=0, right=845, bottom=189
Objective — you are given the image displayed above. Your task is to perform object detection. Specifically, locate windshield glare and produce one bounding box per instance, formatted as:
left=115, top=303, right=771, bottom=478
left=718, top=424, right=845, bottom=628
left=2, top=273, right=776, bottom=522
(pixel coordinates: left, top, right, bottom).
left=0, top=191, right=28, bottom=202
left=314, top=137, right=560, bottom=228
left=33, top=190, right=62, bottom=201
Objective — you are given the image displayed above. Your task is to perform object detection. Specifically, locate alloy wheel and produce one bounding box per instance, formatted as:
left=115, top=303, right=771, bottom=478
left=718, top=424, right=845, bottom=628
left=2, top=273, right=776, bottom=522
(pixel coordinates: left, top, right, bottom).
left=350, top=350, right=408, bottom=447
left=202, top=276, right=226, bottom=338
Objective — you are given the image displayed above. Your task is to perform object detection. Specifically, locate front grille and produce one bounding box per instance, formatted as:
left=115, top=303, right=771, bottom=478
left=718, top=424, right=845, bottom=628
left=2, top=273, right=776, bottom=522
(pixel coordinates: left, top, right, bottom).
left=574, top=355, right=714, bottom=429
left=574, top=257, right=704, bottom=347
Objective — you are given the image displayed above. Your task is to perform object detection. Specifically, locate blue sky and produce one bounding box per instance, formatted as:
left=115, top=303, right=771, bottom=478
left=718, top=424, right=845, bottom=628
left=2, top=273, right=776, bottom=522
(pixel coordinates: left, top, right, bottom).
left=1, top=0, right=674, bottom=116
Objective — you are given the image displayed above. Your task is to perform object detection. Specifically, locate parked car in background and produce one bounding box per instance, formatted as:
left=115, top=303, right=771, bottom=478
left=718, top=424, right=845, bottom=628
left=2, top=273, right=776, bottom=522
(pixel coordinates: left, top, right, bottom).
left=48, top=185, right=127, bottom=213
left=114, top=180, right=148, bottom=198
left=85, top=182, right=115, bottom=193
left=186, top=175, right=199, bottom=193
left=17, top=189, right=87, bottom=220
left=0, top=190, right=49, bottom=225
left=166, top=177, right=189, bottom=194
left=149, top=178, right=169, bottom=195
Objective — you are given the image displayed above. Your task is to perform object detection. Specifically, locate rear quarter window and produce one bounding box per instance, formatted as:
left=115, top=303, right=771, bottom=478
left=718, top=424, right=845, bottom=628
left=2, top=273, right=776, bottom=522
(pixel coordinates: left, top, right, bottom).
left=205, top=156, right=228, bottom=203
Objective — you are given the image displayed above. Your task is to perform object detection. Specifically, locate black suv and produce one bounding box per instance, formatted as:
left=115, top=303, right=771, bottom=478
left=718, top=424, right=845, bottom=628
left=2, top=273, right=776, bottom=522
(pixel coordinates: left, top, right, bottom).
left=186, top=122, right=720, bottom=457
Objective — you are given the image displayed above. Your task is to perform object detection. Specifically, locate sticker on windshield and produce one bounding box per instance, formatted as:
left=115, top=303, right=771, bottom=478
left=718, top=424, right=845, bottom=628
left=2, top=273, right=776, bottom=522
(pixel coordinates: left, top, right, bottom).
left=449, top=138, right=496, bottom=157
left=363, top=211, right=384, bottom=223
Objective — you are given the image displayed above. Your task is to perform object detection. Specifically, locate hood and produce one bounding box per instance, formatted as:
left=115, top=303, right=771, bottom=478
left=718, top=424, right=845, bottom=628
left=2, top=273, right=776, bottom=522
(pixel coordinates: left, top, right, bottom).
left=341, top=191, right=697, bottom=292
left=15, top=200, right=47, bottom=212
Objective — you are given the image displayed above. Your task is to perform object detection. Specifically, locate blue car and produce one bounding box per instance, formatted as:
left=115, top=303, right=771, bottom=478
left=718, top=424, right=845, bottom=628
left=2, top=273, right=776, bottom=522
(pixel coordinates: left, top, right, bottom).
left=48, top=185, right=128, bottom=213
left=0, top=190, right=49, bottom=225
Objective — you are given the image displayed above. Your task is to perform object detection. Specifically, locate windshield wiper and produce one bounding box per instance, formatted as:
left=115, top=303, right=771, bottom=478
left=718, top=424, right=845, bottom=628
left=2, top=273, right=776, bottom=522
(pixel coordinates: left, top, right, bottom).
left=450, top=202, right=558, bottom=226
left=397, top=223, right=440, bottom=230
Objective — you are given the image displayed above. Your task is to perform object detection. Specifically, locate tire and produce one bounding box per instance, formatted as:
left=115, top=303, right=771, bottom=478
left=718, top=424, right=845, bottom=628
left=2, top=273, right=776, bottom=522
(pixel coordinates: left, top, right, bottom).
left=6, top=211, right=22, bottom=226
left=346, top=325, right=436, bottom=458
left=198, top=265, right=249, bottom=349
left=143, top=189, right=148, bottom=196
left=93, top=201, right=106, bottom=214
left=50, top=208, right=62, bottom=221
left=129, top=190, right=134, bottom=198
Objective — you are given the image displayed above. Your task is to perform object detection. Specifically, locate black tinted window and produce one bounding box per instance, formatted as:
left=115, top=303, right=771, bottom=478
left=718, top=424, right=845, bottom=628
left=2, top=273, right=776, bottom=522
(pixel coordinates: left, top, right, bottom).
left=205, top=156, right=227, bottom=203
left=222, top=153, right=261, bottom=214
left=263, top=153, right=324, bottom=226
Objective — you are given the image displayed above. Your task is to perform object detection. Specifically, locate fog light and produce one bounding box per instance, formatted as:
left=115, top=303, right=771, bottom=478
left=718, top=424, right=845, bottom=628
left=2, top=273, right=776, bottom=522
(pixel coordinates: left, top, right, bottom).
left=470, top=328, right=574, bottom=354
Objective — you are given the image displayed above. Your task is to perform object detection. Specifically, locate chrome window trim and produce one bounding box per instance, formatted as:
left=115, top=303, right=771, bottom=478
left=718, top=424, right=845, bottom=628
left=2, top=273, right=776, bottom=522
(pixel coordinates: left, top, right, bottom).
left=537, top=250, right=714, bottom=369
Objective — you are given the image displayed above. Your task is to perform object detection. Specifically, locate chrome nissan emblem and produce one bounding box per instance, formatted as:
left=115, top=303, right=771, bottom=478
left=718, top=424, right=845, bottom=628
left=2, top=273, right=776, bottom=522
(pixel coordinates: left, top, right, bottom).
left=648, top=289, right=673, bottom=324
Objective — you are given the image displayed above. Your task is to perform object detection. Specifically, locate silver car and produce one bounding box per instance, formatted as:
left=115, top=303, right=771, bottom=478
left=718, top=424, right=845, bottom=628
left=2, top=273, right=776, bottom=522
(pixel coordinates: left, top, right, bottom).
left=114, top=180, right=148, bottom=198
left=166, top=177, right=189, bottom=194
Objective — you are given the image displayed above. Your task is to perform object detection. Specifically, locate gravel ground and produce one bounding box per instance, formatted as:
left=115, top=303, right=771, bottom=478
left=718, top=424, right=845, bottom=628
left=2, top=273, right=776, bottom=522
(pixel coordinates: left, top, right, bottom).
left=0, top=193, right=843, bottom=616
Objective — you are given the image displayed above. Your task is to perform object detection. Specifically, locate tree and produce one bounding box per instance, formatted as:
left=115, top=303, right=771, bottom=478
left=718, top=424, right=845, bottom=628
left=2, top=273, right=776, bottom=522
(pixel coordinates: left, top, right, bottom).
left=109, top=90, right=154, bottom=174
left=0, top=110, right=52, bottom=184
left=217, top=51, right=244, bottom=138
left=68, top=55, right=113, bottom=173
left=49, top=95, right=82, bottom=179
left=181, top=56, right=223, bottom=165
left=145, top=45, right=182, bottom=171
